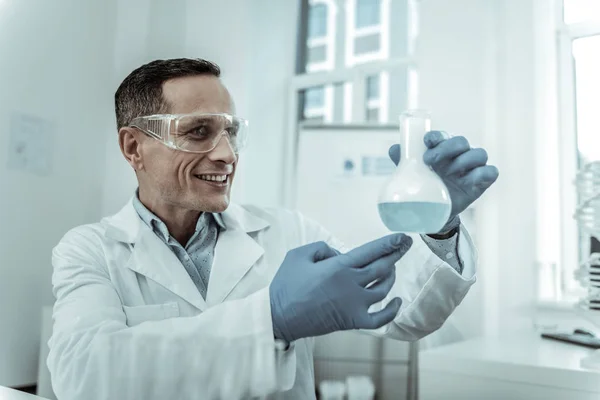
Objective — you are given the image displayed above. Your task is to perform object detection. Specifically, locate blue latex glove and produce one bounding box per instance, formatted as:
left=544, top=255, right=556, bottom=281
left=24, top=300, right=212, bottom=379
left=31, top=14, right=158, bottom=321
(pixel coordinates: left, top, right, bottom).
left=270, top=234, right=413, bottom=343
left=389, top=132, right=499, bottom=233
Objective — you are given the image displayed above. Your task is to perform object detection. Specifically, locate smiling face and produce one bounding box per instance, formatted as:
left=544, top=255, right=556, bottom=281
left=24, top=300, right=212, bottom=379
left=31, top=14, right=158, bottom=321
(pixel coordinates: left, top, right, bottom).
left=127, top=74, right=238, bottom=214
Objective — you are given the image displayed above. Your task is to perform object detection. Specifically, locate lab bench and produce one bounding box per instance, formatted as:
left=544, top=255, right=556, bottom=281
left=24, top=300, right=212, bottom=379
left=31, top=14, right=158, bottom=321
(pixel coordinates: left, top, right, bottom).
left=419, top=331, right=600, bottom=400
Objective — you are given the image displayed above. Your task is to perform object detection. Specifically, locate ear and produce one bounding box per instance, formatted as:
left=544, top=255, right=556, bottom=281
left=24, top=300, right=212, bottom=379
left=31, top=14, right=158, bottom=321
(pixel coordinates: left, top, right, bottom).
left=118, top=127, right=144, bottom=171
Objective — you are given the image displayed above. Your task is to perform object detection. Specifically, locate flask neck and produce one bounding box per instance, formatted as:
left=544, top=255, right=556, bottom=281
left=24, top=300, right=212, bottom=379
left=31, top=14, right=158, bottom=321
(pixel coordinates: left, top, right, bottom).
left=400, top=113, right=430, bottom=162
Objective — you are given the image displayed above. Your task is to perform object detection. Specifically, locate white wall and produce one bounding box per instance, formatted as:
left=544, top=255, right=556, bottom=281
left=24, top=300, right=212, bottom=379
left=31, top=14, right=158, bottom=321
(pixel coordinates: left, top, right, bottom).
left=417, top=0, right=494, bottom=344
left=102, top=0, right=190, bottom=216
left=484, top=0, right=539, bottom=337
left=418, top=0, right=565, bottom=342
left=475, top=0, right=562, bottom=338
left=422, top=0, right=538, bottom=342
left=0, top=0, right=117, bottom=386
left=242, top=0, right=300, bottom=207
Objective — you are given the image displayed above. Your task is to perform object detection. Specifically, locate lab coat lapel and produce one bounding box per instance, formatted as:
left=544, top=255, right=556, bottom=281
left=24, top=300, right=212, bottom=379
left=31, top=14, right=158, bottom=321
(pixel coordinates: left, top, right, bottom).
left=206, top=204, right=269, bottom=306
left=104, top=199, right=207, bottom=311
left=127, top=226, right=208, bottom=311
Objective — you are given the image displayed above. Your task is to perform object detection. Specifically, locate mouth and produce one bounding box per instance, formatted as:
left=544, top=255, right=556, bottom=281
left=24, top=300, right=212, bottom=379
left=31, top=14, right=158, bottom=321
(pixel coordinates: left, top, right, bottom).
left=194, top=174, right=231, bottom=187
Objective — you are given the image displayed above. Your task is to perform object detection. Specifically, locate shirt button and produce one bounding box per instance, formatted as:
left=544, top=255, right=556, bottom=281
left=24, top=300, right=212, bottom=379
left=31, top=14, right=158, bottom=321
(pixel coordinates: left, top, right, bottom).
left=445, top=252, right=454, bottom=260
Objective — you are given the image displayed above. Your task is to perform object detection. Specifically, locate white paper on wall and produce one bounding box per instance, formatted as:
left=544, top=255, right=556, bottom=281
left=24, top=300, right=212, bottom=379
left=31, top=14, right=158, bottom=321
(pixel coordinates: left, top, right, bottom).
left=7, top=112, right=55, bottom=176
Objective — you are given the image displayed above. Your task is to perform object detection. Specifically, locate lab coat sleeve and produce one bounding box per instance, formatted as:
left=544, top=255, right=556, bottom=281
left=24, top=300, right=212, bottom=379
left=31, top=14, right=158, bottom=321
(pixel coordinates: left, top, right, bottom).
left=47, top=227, right=293, bottom=400
left=297, top=213, right=476, bottom=342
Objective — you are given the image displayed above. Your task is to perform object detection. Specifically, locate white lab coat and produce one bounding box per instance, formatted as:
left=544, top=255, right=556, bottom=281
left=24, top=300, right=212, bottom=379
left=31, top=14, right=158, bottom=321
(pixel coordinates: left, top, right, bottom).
left=48, top=199, right=476, bottom=400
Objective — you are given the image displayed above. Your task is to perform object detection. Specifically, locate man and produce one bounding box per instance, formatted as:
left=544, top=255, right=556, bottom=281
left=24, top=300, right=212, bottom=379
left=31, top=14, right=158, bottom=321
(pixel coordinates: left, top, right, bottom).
left=48, top=58, right=498, bottom=400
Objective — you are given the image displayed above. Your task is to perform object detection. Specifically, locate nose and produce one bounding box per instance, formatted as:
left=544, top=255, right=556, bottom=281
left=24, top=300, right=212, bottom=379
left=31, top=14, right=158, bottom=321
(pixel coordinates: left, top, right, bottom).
left=208, top=132, right=237, bottom=164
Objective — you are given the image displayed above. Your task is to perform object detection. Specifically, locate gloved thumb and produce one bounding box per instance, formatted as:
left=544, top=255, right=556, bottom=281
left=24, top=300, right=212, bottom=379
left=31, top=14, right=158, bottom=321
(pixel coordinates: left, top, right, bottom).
left=388, top=144, right=401, bottom=166
left=311, top=241, right=340, bottom=263
left=365, top=297, right=403, bottom=329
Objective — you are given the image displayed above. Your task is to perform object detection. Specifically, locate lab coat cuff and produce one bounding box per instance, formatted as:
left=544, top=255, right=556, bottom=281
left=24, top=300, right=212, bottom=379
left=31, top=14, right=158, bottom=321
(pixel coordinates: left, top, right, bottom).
left=260, top=287, right=297, bottom=391
left=456, top=224, right=476, bottom=280
left=420, top=232, right=462, bottom=274
left=414, top=227, right=476, bottom=282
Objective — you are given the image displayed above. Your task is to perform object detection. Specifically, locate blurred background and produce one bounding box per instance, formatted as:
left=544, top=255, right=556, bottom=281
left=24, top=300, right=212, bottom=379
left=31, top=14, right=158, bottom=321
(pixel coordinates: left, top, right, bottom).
left=1, top=0, right=600, bottom=399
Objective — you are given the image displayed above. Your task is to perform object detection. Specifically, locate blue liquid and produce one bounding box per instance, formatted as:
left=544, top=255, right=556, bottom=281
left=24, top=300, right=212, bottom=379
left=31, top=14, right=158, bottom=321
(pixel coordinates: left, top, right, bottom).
left=378, top=201, right=451, bottom=233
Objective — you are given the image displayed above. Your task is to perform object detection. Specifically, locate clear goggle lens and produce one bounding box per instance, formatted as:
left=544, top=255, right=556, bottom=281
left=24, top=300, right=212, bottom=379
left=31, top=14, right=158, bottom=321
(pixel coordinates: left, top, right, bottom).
left=131, top=113, right=249, bottom=153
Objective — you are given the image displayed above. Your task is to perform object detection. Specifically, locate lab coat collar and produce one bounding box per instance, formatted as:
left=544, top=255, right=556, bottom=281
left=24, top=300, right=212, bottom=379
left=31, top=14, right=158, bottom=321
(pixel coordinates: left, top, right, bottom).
left=102, top=198, right=270, bottom=243
left=102, top=198, right=270, bottom=310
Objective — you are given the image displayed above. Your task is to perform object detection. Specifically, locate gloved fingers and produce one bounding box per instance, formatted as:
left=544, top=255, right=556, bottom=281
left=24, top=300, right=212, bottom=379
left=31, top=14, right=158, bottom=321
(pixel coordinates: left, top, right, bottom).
left=423, top=135, right=471, bottom=169
left=364, top=267, right=396, bottom=303
left=424, top=130, right=451, bottom=149
left=459, top=164, right=500, bottom=190
left=356, top=250, right=398, bottom=286
left=310, top=241, right=340, bottom=263
left=388, top=144, right=401, bottom=166
left=361, top=297, right=403, bottom=330
left=443, top=148, right=489, bottom=176
left=288, top=241, right=330, bottom=262
left=341, top=234, right=412, bottom=269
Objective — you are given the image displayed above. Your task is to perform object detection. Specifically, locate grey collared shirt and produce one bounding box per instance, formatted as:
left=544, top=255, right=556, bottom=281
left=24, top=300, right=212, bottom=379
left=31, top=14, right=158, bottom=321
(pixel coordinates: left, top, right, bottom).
left=132, top=194, right=225, bottom=300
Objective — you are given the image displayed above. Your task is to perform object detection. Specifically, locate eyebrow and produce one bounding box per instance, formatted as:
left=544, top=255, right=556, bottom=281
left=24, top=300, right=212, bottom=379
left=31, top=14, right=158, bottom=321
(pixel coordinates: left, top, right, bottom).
left=178, top=115, right=234, bottom=130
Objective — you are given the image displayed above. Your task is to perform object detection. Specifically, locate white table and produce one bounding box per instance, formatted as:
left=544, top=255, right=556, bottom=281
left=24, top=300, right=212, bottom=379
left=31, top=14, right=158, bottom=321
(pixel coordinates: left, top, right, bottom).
left=419, top=332, right=600, bottom=400
left=0, top=387, right=47, bottom=400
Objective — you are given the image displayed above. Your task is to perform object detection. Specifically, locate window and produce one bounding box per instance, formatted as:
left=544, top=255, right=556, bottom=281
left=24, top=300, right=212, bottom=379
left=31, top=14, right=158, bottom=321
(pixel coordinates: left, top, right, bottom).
left=563, top=0, right=600, bottom=24
left=294, top=0, right=415, bottom=125
left=308, top=4, right=328, bottom=38
left=365, top=74, right=379, bottom=98
left=302, top=85, right=334, bottom=123
left=346, top=0, right=390, bottom=66
left=356, top=0, right=381, bottom=28
left=555, top=0, right=600, bottom=301
left=305, top=0, right=336, bottom=72
left=572, top=36, right=600, bottom=163
left=364, top=72, right=389, bottom=122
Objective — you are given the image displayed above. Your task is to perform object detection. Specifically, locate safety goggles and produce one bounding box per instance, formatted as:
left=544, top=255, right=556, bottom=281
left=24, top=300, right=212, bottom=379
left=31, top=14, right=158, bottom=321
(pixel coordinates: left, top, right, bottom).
left=130, top=112, right=249, bottom=153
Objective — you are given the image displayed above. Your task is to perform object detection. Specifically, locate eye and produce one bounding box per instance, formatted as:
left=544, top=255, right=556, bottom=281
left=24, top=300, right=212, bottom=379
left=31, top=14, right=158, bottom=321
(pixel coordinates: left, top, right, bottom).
left=187, top=125, right=210, bottom=138
left=225, top=125, right=239, bottom=137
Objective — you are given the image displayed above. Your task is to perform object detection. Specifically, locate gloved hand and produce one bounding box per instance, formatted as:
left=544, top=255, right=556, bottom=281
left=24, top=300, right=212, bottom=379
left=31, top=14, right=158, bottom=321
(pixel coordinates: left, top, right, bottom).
left=270, top=233, right=413, bottom=343
left=389, top=131, right=499, bottom=233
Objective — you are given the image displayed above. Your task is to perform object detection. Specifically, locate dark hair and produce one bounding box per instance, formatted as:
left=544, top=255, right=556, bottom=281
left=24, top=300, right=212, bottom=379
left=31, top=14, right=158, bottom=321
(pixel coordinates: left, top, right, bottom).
left=114, top=58, right=221, bottom=129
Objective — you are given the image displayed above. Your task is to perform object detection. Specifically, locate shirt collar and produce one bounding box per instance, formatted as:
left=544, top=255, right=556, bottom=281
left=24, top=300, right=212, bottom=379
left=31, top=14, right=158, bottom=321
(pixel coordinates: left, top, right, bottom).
left=212, top=213, right=226, bottom=230
left=132, top=190, right=226, bottom=242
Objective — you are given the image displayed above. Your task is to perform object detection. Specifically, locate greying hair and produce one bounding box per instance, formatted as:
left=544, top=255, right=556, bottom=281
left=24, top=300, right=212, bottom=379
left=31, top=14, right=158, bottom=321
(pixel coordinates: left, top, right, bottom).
left=114, top=58, right=221, bottom=129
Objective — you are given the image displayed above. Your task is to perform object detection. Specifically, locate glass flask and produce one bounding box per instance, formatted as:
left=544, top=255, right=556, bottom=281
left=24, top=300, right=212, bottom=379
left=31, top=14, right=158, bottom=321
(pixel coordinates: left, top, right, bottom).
left=377, top=110, right=452, bottom=233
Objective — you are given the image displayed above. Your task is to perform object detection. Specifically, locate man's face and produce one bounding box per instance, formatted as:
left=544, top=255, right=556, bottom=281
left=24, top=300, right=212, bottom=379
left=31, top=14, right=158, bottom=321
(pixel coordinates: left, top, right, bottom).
left=137, top=75, right=237, bottom=213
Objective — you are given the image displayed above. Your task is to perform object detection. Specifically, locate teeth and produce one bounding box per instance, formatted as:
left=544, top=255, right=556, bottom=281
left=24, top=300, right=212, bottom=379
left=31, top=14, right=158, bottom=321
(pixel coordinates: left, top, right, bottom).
left=198, top=174, right=227, bottom=182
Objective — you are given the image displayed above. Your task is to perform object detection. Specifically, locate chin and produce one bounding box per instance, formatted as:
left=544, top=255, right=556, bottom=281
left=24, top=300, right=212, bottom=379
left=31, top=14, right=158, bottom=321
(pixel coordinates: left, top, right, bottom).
left=200, top=197, right=230, bottom=213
